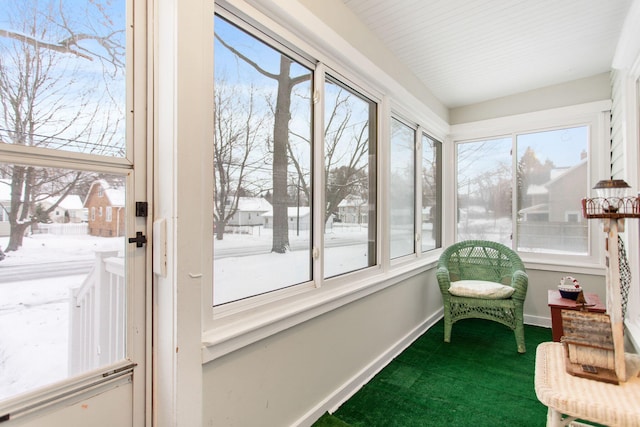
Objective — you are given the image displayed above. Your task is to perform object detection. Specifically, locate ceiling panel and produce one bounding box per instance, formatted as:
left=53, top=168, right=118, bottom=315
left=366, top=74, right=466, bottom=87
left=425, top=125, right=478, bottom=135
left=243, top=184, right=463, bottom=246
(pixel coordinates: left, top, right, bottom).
left=341, top=0, right=633, bottom=107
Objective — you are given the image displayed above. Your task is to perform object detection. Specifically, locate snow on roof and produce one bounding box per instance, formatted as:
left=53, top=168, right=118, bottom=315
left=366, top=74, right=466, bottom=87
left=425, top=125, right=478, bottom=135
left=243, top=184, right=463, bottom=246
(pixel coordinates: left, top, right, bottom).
left=338, top=197, right=366, bottom=207
left=105, top=187, right=125, bottom=206
left=84, top=179, right=125, bottom=207
left=518, top=203, right=549, bottom=214
left=260, top=206, right=310, bottom=218
left=41, top=195, right=85, bottom=210
left=236, top=197, right=271, bottom=212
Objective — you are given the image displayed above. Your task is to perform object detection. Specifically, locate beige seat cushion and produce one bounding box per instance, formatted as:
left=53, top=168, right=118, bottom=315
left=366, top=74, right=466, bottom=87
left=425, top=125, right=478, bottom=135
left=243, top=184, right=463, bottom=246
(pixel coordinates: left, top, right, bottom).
left=449, top=280, right=515, bottom=299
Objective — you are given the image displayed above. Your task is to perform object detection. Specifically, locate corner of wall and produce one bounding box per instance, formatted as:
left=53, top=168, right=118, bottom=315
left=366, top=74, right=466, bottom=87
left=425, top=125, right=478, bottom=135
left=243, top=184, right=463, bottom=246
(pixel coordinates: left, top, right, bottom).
left=449, top=73, right=612, bottom=125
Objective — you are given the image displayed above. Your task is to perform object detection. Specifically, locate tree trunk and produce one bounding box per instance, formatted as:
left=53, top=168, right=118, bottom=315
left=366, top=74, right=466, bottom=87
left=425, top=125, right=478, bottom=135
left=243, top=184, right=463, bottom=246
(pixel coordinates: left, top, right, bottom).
left=5, top=222, right=29, bottom=251
left=271, top=57, right=293, bottom=254
left=215, top=220, right=226, bottom=240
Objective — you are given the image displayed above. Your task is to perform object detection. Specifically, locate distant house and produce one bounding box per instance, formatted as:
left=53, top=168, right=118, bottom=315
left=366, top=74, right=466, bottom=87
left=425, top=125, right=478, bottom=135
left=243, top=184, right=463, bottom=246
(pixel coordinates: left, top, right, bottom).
left=0, top=179, right=10, bottom=237
left=226, top=197, right=272, bottom=227
left=39, top=195, right=88, bottom=223
left=262, top=206, right=311, bottom=231
left=519, top=159, right=587, bottom=223
left=337, top=197, right=368, bottom=224
left=84, top=180, right=125, bottom=237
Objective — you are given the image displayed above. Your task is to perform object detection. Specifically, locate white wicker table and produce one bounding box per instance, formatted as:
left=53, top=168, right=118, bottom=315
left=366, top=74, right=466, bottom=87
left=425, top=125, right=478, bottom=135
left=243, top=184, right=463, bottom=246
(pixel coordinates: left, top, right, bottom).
left=535, top=342, right=640, bottom=427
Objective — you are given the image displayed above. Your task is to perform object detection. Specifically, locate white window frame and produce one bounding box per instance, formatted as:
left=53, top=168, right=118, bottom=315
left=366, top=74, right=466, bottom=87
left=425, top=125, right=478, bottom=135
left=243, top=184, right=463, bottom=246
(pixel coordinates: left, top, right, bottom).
left=388, top=114, right=418, bottom=263
left=449, top=101, right=611, bottom=272
left=202, top=0, right=448, bottom=363
left=418, top=130, right=443, bottom=254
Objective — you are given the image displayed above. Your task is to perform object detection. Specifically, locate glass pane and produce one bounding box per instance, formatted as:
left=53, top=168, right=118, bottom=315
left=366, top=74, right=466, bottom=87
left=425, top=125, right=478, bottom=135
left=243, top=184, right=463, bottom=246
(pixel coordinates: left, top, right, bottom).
left=0, top=1, right=126, bottom=157
left=213, top=16, right=313, bottom=305
left=324, top=77, right=377, bottom=278
left=0, top=164, right=127, bottom=400
left=516, top=126, right=588, bottom=254
left=456, top=137, right=512, bottom=245
left=421, top=133, right=441, bottom=252
left=389, top=118, right=415, bottom=259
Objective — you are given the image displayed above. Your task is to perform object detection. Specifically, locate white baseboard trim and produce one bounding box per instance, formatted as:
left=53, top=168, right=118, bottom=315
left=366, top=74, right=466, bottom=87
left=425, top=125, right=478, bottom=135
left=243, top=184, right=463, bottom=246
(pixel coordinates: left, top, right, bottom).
left=296, top=310, right=551, bottom=426
left=294, top=309, right=444, bottom=427
left=525, top=314, right=551, bottom=329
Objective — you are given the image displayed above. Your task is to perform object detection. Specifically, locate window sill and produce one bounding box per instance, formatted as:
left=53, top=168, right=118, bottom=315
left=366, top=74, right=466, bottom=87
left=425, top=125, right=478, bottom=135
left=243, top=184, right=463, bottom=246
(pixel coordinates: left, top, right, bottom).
left=523, top=258, right=605, bottom=276
left=201, top=257, right=437, bottom=364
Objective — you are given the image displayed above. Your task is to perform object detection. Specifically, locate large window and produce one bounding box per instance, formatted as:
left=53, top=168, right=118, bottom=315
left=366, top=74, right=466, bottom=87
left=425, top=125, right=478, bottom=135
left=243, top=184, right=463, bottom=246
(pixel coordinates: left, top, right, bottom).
left=389, top=118, right=415, bottom=259
left=516, top=126, right=588, bottom=254
left=456, top=125, right=590, bottom=255
left=213, top=12, right=381, bottom=302
left=324, top=77, right=377, bottom=278
left=421, top=133, right=441, bottom=252
left=456, top=137, right=513, bottom=245
left=211, top=8, right=444, bottom=313
left=213, top=15, right=313, bottom=305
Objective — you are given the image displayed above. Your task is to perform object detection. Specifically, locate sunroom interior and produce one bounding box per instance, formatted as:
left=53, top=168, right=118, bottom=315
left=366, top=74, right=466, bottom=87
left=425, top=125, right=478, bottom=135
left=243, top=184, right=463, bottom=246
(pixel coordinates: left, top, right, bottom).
left=2, top=0, right=640, bottom=426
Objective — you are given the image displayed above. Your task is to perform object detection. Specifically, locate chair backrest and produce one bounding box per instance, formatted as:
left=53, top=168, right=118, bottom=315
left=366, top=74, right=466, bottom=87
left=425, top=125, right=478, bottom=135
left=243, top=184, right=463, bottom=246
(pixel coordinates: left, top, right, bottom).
left=438, top=240, right=525, bottom=285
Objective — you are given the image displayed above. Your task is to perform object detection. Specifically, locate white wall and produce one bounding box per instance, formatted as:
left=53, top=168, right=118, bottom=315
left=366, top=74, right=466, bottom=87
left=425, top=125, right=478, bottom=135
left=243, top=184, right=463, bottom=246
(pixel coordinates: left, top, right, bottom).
left=524, top=270, right=605, bottom=327
left=450, top=72, right=611, bottom=124
left=202, top=271, right=443, bottom=426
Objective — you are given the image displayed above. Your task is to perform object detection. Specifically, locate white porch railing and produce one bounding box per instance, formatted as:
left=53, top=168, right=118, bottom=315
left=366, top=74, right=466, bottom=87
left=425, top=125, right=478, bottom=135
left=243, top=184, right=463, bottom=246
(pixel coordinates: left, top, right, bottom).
left=68, top=250, right=126, bottom=375
left=34, top=223, right=88, bottom=235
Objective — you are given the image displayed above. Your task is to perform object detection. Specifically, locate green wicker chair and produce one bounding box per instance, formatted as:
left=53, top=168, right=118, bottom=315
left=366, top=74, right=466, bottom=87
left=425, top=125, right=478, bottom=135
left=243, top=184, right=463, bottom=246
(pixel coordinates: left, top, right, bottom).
left=436, top=240, right=528, bottom=353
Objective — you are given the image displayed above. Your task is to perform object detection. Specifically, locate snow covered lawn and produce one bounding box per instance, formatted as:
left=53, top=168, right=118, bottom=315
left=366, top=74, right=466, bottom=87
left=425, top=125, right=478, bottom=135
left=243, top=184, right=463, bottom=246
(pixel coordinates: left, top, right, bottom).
left=0, top=234, right=122, bottom=401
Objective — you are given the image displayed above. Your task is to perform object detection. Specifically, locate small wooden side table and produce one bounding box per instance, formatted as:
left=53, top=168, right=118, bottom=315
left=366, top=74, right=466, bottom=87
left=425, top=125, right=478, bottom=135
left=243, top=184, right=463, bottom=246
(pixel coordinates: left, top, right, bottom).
left=547, top=290, right=605, bottom=342
left=535, top=342, right=640, bottom=426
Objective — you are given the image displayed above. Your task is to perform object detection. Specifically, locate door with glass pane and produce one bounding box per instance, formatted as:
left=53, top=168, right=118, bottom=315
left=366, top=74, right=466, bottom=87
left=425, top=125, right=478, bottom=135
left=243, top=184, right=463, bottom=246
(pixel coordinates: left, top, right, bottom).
left=0, top=1, right=146, bottom=424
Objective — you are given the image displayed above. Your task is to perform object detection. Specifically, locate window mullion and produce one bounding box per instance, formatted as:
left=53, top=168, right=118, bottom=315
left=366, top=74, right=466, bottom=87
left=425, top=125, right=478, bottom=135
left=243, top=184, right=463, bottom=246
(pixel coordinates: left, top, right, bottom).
left=313, top=62, right=326, bottom=287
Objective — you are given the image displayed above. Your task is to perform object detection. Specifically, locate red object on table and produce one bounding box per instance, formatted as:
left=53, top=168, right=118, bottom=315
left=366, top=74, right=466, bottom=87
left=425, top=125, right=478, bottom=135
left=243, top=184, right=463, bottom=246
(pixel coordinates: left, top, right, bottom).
left=547, top=289, right=606, bottom=342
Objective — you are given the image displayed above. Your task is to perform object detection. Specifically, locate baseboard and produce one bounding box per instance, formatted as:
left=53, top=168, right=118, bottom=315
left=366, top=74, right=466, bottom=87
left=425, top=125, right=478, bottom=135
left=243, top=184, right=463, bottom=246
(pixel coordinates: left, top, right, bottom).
left=525, top=314, right=551, bottom=329
left=294, top=309, right=444, bottom=427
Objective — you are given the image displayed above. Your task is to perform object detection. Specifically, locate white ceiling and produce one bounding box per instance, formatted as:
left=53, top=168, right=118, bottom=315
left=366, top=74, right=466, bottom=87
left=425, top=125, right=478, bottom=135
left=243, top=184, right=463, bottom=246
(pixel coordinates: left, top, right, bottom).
left=341, top=0, right=633, bottom=108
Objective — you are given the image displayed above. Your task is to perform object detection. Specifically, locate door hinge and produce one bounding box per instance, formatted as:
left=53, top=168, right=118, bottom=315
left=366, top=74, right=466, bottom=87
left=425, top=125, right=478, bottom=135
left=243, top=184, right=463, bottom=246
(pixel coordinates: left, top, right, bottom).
left=128, top=231, right=147, bottom=247
left=135, top=201, right=148, bottom=217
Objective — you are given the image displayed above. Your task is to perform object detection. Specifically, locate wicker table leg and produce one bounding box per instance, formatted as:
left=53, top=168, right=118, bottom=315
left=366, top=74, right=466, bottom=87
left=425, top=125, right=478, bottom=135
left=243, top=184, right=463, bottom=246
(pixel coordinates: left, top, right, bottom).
left=547, top=407, right=576, bottom=427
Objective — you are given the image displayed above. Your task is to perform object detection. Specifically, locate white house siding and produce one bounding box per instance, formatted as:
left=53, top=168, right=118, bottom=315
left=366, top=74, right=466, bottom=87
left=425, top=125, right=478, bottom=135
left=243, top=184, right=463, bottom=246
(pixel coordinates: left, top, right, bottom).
left=610, top=62, right=640, bottom=352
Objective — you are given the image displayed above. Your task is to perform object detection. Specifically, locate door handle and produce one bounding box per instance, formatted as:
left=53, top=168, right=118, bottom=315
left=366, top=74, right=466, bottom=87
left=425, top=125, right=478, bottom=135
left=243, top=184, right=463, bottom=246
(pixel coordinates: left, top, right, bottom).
left=128, top=231, right=147, bottom=247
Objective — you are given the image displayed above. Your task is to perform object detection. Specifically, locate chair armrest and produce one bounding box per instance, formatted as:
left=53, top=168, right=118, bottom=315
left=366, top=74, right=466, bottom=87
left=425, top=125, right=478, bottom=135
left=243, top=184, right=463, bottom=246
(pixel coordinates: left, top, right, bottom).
left=436, top=266, right=452, bottom=294
left=510, top=270, right=528, bottom=301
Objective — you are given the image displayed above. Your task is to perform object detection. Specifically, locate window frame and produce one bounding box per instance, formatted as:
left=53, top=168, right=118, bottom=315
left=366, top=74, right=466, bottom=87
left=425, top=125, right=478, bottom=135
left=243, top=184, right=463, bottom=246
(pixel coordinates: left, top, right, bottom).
left=203, top=2, right=447, bottom=361
left=449, top=101, right=611, bottom=270
left=389, top=116, right=417, bottom=261
left=419, top=130, right=443, bottom=253
left=209, top=7, right=387, bottom=319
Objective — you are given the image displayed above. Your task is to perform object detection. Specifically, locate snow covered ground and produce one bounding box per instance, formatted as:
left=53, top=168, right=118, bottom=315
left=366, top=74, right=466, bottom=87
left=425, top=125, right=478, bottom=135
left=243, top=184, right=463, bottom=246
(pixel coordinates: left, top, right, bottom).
left=0, top=234, right=122, bottom=401
left=0, top=219, right=472, bottom=401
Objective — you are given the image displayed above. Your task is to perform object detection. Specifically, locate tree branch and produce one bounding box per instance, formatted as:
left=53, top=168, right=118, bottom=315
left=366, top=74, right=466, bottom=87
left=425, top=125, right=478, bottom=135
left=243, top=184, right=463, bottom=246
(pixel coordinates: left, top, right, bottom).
left=0, top=28, right=94, bottom=61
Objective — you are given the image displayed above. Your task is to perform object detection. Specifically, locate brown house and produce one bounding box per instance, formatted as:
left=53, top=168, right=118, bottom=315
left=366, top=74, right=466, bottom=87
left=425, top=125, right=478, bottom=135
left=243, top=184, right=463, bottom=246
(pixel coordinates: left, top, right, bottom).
left=84, top=180, right=125, bottom=237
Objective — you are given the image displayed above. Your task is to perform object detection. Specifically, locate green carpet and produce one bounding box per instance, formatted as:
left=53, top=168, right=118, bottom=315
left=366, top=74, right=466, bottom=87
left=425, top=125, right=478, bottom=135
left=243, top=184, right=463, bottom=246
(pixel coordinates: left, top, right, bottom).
left=313, top=318, right=552, bottom=427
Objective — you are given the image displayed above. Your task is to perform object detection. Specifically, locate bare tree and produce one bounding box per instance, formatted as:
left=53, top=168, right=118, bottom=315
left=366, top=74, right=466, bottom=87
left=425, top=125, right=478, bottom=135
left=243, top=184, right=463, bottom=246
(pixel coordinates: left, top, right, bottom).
left=0, top=0, right=125, bottom=252
left=324, top=87, right=370, bottom=225
left=215, top=32, right=311, bottom=253
left=287, top=85, right=370, bottom=226
left=214, top=78, right=271, bottom=240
